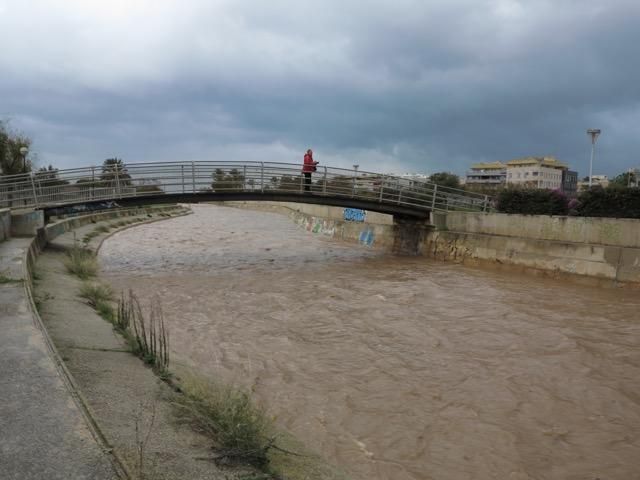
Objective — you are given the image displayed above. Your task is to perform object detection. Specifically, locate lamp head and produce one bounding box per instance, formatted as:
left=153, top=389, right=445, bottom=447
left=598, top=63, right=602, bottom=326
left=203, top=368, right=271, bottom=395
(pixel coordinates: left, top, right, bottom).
left=587, top=129, right=601, bottom=144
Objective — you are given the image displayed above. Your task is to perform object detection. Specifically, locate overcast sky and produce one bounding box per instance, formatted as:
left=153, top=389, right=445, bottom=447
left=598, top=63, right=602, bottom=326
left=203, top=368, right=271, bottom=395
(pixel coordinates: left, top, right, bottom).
left=1, top=0, right=639, bottom=176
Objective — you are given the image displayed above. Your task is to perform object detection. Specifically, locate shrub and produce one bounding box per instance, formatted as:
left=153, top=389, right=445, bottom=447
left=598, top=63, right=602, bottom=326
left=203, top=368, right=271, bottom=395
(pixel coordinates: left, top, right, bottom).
left=576, top=186, right=640, bottom=218
left=79, top=282, right=113, bottom=307
left=79, top=283, right=114, bottom=321
left=174, top=376, right=274, bottom=467
left=65, top=246, right=98, bottom=279
left=496, top=188, right=569, bottom=215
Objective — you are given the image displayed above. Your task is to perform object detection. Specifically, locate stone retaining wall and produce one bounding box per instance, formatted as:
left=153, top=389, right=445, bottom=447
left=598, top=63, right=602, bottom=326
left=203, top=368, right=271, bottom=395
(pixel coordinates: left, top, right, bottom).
left=439, top=211, right=640, bottom=248
left=429, top=212, right=640, bottom=286
left=222, top=200, right=397, bottom=250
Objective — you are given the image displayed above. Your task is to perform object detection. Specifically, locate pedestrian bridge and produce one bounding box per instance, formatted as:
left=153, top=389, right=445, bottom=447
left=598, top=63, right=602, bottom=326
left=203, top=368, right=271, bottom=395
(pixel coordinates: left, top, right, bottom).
left=1, top=161, right=490, bottom=219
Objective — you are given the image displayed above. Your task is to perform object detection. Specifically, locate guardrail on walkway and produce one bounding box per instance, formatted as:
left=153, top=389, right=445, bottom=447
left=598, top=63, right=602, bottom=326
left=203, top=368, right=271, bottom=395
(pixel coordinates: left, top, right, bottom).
left=0, top=161, right=491, bottom=213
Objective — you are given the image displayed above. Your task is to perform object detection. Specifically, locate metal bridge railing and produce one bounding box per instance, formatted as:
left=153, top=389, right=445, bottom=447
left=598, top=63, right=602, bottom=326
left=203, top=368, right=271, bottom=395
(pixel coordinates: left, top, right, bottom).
left=0, top=161, right=492, bottom=213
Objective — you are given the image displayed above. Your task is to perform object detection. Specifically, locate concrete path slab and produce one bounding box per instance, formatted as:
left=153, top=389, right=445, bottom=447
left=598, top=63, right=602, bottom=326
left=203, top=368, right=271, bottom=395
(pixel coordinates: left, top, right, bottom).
left=0, top=238, right=120, bottom=480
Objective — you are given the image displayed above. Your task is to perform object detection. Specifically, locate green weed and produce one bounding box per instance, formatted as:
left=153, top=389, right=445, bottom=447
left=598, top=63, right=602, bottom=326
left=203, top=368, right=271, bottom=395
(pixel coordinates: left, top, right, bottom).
left=174, top=376, right=274, bottom=468
left=64, top=246, right=98, bottom=280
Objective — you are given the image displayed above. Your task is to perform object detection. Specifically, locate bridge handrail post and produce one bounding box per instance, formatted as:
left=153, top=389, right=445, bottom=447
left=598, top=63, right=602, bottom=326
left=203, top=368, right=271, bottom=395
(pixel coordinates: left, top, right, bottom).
left=114, top=165, right=121, bottom=199
left=322, top=166, right=327, bottom=194
left=243, top=166, right=247, bottom=190
left=181, top=165, right=185, bottom=193
left=91, top=166, right=95, bottom=200
left=29, top=172, right=39, bottom=208
left=260, top=162, right=264, bottom=192
left=191, top=161, right=196, bottom=193
left=431, top=184, right=438, bottom=210
left=378, top=176, right=384, bottom=203
left=483, top=194, right=489, bottom=212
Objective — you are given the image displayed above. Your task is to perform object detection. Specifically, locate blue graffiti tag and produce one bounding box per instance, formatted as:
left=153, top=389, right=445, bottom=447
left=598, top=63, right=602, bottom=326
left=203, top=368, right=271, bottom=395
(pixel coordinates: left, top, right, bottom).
left=343, top=208, right=366, bottom=222
left=359, top=228, right=375, bottom=246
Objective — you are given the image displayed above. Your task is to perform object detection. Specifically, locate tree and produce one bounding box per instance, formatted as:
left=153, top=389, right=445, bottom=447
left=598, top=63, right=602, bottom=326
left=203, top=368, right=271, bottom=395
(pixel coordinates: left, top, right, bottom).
left=35, top=165, right=69, bottom=187
left=100, top=158, right=131, bottom=186
left=270, top=174, right=301, bottom=191
left=429, top=172, right=460, bottom=189
left=211, top=168, right=245, bottom=191
left=0, top=122, right=33, bottom=175
left=610, top=171, right=638, bottom=188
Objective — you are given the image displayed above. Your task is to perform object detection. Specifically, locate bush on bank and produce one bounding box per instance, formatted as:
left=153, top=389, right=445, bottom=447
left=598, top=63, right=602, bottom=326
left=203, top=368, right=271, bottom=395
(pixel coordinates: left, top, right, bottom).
left=495, top=186, right=640, bottom=218
left=496, top=188, right=569, bottom=215
left=575, top=186, right=640, bottom=218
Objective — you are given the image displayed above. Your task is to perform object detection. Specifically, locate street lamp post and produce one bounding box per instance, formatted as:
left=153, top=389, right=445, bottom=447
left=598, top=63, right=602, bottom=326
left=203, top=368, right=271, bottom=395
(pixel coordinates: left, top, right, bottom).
left=19, top=146, right=29, bottom=173
left=587, top=129, right=601, bottom=188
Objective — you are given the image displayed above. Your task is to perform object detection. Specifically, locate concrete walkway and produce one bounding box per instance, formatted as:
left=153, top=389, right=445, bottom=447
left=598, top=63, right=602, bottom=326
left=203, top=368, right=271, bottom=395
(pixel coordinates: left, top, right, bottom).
left=0, top=237, right=120, bottom=480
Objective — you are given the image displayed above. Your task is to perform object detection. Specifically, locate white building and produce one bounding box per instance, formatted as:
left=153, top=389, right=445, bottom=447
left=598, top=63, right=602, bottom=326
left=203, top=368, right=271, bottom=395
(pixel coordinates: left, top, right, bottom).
left=506, top=156, right=567, bottom=190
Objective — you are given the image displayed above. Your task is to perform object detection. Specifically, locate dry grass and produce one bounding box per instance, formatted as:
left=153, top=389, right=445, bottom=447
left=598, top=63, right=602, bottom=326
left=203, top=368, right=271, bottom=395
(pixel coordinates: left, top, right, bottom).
left=65, top=246, right=98, bottom=280
left=79, top=282, right=115, bottom=321
left=174, top=376, right=275, bottom=468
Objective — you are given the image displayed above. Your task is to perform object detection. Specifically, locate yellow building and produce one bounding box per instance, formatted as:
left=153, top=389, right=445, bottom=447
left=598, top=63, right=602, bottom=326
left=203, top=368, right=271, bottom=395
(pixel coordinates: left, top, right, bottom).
left=506, top=156, right=567, bottom=190
left=465, top=161, right=507, bottom=190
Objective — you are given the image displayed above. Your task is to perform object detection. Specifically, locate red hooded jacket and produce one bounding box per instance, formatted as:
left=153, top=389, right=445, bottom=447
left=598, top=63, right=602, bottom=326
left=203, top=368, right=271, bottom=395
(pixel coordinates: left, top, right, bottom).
left=302, top=151, right=318, bottom=173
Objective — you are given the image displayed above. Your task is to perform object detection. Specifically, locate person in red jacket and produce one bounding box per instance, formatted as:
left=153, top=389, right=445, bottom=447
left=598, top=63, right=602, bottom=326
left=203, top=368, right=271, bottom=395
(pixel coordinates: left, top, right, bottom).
left=302, top=149, right=318, bottom=192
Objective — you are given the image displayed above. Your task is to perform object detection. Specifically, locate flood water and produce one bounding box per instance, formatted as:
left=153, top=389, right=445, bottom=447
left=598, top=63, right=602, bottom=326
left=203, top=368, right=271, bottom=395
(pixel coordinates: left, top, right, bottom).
left=99, top=204, right=640, bottom=480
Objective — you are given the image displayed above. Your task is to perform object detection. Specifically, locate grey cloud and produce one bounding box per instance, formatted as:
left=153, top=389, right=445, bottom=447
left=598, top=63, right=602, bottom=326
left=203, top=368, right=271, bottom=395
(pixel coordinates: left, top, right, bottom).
left=1, top=0, right=639, bottom=176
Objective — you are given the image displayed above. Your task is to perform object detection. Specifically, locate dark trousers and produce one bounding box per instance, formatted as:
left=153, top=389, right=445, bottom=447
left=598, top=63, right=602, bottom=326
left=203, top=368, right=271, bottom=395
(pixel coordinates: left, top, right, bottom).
left=304, top=173, right=312, bottom=191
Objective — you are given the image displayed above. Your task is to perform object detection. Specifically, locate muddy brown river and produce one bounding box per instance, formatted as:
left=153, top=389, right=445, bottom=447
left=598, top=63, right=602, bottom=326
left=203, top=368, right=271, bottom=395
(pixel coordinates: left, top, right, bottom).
left=99, top=204, right=640, bottom=480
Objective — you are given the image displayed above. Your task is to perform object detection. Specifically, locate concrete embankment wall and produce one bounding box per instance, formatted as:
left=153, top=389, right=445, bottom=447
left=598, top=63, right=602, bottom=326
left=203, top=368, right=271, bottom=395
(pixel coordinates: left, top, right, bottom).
left=221, top=201, right=640, bottom=285
left=0, top=208, right=10, bottom=241
left=222, top=201, right=398, bottom=250
left=428, top=211, right=640, bottom=286
left=42, top=204, right=181, bottom=244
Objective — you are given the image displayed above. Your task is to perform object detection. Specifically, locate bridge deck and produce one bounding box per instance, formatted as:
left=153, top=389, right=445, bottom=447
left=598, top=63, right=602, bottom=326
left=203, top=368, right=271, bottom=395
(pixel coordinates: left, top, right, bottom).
left=1, top=161, right=490, bottom=216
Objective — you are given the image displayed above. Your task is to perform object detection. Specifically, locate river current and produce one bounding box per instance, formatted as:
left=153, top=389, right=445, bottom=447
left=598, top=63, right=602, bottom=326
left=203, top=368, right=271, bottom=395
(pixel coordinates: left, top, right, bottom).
left=99, top=204, right=640, bottom=480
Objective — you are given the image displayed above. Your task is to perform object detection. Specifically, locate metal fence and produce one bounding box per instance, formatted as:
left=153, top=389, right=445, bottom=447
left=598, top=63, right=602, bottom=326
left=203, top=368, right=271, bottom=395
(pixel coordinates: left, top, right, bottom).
left=0, top=161, right=491, bottom=213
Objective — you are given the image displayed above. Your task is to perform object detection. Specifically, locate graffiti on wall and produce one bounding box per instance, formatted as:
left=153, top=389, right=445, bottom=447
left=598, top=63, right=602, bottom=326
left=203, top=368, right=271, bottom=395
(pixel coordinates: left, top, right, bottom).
left=344, top=208, right=366, bottom=222
left=359, top=227, right=375, bottom=246
left=295, top=214, right=336, bottom=237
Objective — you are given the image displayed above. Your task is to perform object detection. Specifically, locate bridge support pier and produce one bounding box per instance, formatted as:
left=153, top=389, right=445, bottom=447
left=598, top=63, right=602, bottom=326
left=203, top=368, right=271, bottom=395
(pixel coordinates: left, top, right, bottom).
left=392, top=215, right=432, bottom=255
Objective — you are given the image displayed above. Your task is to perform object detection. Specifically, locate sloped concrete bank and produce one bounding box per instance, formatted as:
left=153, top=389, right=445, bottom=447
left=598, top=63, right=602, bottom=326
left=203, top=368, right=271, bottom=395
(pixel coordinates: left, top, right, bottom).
left=220, top=202, right=426, bottom=253
left=224, top=201, right=640, bottom=286
left=428, top=212, right=640, bottom=286
left=0, top=204, right=188, bottom=480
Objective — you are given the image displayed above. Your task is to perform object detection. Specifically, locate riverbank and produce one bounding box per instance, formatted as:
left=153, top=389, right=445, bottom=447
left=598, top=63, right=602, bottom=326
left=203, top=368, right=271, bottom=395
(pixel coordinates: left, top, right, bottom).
left=0, top=205, right=188, bottom=480
left=32, top=205, right=348, bottom=480
left=223, top=201, right=640, bottom=287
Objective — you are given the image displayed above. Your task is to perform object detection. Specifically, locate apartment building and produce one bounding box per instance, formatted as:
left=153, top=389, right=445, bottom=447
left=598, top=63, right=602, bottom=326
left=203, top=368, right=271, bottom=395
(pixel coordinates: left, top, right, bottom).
left=465, top=162, right=507, bottom=190
left=506, top=156, right=568, bottom=190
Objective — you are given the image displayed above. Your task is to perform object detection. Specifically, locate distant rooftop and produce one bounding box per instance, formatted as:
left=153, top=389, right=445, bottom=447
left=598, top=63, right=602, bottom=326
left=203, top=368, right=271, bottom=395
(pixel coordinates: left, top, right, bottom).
left=470, top=161, right=506, bottom=170
left=506, top=156, right=568, bottom=169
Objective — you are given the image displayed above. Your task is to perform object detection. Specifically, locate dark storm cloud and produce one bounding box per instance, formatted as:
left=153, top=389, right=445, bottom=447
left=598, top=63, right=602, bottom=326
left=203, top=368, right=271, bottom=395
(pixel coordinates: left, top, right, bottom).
left=1, top=0, right=639, bottom=175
